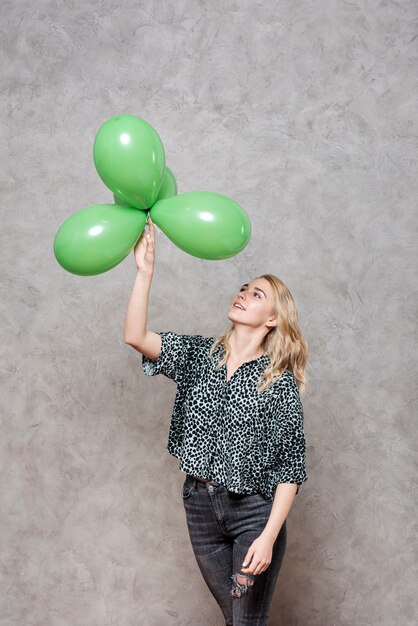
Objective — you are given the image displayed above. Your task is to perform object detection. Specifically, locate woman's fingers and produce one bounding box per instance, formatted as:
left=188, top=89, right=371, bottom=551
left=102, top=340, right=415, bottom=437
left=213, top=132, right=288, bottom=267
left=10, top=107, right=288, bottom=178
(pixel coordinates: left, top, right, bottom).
left=146, top=216, right=155, bottom=243
left=145, top=217, right=155, bottom=261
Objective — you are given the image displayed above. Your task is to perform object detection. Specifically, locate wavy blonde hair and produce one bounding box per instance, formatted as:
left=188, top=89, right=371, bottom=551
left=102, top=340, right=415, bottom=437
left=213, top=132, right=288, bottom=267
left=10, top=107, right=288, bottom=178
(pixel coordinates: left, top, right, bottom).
left=209, top=274, right=308, bottom=395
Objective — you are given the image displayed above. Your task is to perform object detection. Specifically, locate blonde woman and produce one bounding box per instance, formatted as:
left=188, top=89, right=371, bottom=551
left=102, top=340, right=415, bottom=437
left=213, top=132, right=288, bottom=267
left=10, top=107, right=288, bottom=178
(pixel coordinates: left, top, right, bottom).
left=125, top=216, right=308, bottom=626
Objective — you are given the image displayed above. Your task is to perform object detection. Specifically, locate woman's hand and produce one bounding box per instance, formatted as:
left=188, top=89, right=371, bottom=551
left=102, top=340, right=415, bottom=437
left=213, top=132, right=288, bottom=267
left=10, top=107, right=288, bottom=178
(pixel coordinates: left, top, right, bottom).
left=134, top=215, right=155, bottom=274
left=240, top=533, right=275, bottom=575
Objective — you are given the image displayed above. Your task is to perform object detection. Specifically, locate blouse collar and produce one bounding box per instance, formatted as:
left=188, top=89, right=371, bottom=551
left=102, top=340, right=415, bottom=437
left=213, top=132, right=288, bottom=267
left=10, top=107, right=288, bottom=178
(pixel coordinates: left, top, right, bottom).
left=210, top=339, right=270, bottom=368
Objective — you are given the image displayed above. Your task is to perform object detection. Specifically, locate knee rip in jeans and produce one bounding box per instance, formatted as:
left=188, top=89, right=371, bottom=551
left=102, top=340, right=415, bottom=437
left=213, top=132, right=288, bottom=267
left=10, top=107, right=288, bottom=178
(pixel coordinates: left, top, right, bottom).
left=230, top=572, right=256, bottom=597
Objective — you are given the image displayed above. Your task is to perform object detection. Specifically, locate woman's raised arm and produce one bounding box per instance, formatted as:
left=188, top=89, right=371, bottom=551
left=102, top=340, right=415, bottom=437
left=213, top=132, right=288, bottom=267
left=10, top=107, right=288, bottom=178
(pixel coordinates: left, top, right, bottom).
left=124, top=216, right=161, bottom=362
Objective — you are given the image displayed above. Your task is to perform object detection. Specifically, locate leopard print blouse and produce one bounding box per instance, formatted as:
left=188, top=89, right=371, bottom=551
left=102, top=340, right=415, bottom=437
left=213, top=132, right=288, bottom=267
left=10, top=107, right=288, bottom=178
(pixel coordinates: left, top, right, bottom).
left=141, top=331, right=308, bottom=501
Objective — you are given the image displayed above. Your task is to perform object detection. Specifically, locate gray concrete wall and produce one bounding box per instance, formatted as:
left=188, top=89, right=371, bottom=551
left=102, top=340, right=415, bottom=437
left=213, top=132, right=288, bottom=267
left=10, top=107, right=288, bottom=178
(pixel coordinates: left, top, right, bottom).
left=1, top=1, right=417, bottom=624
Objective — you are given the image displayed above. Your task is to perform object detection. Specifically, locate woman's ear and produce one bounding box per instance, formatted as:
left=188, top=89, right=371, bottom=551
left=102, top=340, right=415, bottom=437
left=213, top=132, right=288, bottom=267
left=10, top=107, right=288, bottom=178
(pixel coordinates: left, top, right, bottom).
left=266, top=316, right=278, bottom=328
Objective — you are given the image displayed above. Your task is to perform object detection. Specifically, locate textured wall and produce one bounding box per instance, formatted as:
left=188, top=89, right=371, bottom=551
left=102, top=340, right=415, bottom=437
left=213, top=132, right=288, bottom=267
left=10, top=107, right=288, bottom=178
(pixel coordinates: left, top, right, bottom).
left=1, top=1, right=417, bottom=624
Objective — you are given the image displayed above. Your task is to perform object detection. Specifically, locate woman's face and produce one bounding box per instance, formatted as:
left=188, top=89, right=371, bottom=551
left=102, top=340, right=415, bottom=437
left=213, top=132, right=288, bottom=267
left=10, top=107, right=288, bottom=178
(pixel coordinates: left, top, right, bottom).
left=227, top=278, right=277, bottom=329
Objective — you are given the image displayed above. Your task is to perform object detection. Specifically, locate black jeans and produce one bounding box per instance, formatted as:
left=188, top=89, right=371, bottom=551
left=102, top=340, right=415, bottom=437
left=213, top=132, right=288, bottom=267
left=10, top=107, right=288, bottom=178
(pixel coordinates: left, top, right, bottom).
left=182, top=474, right=287, bottom=626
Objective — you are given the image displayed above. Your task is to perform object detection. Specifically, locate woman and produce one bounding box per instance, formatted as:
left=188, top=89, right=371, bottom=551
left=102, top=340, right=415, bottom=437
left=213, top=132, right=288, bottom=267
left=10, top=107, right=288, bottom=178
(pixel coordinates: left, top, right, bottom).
left=125, top=216, right=308, bottom=626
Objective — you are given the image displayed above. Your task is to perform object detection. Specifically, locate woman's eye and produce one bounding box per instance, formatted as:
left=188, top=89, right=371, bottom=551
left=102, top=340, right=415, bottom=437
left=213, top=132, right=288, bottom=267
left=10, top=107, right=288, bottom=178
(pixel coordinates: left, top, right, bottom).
left=238, top=287, right=260, bottom=298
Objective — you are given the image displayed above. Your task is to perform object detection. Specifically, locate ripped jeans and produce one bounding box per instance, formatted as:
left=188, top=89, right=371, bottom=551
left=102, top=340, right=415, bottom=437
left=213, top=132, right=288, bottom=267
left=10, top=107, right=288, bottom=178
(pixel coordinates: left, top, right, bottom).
left=182, top=474, right=287, bottom=626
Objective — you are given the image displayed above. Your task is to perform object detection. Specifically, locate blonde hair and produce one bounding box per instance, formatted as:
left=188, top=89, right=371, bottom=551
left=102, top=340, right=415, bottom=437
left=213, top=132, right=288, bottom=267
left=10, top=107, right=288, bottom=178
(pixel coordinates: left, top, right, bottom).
left=209, top=274, right=308, bottom=395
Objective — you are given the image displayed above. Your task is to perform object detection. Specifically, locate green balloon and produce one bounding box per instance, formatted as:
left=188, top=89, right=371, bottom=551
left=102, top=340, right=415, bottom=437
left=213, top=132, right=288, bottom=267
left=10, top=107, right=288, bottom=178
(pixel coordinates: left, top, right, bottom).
left=156, top=166, right=177, bottom=200
left=54, top=204, right=147, bottom=276
left=113, top=165, right=177, bottom=206
left=112, top=192, right=132, bottom=207
left=93, top=115, right=165, bottom=210
left=149, top=191, right=251, bottom=260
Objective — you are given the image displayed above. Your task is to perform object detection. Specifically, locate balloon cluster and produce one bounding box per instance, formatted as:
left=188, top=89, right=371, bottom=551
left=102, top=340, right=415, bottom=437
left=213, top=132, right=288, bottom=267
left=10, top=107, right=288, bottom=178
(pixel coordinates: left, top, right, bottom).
left=53, top=114, right=252, bottom=276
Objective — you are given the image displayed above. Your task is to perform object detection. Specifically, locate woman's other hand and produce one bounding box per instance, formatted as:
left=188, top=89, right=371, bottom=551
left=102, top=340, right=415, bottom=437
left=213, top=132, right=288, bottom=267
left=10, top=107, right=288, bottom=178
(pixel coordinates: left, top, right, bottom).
left=240, top=533, right=274, bottom=575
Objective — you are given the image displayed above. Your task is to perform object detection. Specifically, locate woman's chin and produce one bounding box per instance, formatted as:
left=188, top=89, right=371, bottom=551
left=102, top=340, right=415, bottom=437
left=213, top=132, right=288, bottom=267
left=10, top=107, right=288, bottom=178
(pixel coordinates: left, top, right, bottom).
left=227, top=311, right=240, bottom=323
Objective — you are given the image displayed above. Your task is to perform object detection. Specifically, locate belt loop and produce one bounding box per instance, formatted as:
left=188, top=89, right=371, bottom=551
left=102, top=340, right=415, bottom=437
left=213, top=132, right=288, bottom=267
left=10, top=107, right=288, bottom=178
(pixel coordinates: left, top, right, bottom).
left=187, top=474, right=197, bottom=490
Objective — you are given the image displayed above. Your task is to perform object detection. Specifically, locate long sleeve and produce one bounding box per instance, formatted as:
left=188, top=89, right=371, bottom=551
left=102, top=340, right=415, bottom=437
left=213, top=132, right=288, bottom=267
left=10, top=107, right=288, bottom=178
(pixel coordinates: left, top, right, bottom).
left=141, top=331, right=207, bottom=385
left=265, top=373, right=308, bottom=496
